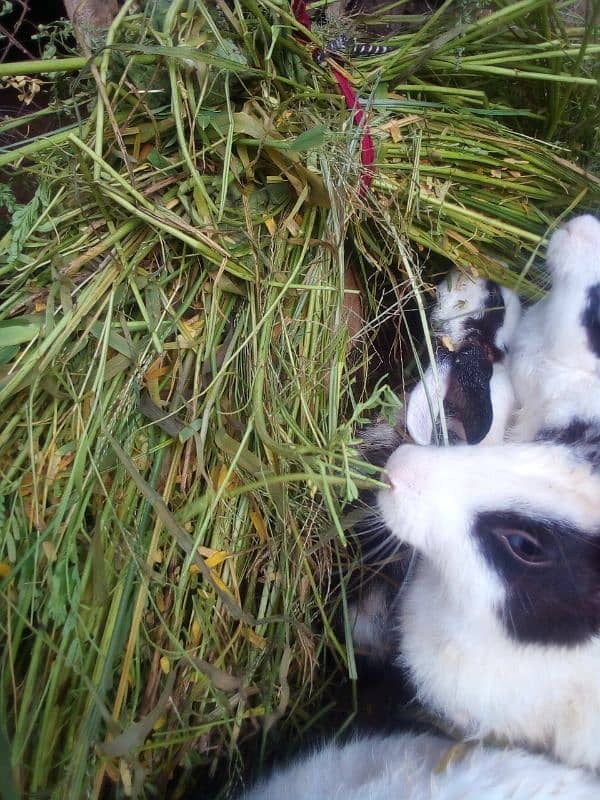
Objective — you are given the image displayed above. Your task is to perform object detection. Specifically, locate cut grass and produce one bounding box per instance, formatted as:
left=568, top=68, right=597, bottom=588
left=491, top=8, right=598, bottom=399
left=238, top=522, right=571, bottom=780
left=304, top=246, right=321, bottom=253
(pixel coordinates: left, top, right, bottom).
left=0, top=0, right=598, bottom=797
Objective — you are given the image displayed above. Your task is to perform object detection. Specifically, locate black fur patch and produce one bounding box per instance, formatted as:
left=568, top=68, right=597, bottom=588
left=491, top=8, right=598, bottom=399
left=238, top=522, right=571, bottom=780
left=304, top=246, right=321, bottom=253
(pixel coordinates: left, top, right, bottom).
left=463, top=281, right=506, bottom=361
left=434, top=343, right=494, bottom=444
left=445, top=342, right=493, bottom=444
left=346, top=510, right=412, bottom=668
left=582, top=283, right=600, bottom=358
left=536, top=419, right=600, bottom=473
left=473, top=510, right=600, bottom=645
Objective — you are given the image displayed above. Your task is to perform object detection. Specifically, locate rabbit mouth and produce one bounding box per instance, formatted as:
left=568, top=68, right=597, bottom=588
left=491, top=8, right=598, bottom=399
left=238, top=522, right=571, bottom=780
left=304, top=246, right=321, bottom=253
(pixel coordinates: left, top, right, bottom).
left=376, top=446, right=438, bottom=552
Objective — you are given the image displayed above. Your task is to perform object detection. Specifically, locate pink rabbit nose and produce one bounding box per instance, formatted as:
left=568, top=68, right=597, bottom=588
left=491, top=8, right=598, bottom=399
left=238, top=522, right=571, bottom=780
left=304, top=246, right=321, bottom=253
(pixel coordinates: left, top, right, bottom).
left=384, top=445, right=429, bottom=493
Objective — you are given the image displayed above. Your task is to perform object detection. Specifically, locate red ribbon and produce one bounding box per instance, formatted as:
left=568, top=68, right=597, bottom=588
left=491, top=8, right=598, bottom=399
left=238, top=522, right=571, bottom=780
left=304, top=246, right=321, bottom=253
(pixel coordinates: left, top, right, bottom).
left=331, top=67, right=374, bottom=188
left=290, top=0, right=374, bottom=192
left=291, top=0, right=311, bottom=30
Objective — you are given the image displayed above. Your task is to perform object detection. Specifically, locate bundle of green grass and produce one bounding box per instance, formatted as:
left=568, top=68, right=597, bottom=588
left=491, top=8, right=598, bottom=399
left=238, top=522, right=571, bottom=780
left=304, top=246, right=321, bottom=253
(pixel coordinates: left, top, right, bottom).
left=0, top=0, right=598, bottom=796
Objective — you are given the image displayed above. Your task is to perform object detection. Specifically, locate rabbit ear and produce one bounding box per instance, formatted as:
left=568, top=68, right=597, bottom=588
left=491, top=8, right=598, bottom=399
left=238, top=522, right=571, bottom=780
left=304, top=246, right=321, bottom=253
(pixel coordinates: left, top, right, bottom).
left=406, top=359, right=452, bottom=445
left=444, top=343, right=494, bottom=445
left=407, top=345, right=497, bottom=446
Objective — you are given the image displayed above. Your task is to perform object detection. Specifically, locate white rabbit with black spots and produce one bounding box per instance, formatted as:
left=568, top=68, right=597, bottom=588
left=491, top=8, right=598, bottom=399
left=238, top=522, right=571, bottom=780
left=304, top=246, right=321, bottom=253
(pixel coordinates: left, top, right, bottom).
left=378, top=216, right=600, bottom=771
left=378, top=435, right=600, bottom=770
left=237, top=421, right=600, bottom=797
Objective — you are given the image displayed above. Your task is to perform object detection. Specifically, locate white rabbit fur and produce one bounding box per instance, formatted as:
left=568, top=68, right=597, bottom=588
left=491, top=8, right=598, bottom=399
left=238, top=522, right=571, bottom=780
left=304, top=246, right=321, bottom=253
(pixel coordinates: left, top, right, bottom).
left=431, top=271, right=521, bottom=355
left=508, top=214, right=600, bottom=440
left=240, top=732, right=600, bottom=800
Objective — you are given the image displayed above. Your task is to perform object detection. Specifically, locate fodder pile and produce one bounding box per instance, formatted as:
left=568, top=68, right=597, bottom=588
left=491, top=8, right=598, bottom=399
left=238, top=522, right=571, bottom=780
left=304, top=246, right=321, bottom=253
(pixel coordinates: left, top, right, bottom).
left=0, top=0, right=598, bottom=797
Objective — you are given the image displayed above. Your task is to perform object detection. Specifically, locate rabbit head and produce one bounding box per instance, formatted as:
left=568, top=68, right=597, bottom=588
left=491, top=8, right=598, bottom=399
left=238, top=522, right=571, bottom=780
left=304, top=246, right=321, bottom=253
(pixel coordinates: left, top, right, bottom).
left=377, top=434, right=600, bottom=769
left=407, top=271, right=521, bottom=446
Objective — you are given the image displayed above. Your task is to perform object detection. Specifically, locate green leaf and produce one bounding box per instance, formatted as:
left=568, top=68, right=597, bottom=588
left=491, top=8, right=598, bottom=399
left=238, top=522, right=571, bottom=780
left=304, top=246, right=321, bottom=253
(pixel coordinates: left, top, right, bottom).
left=197, top=110, right=218, bottom=130
left=0, top=344, right=18, bottom=364
left=289, top=125, right=328, bottom=152
left=47, top=560, right=69, bottom=626
left=0, top=183, right=16, bottom=214
left=0, top=317, right=43, bottom=347
left=146, top=149, right=171, bottom=168
left=179, top=418, right=203, bottom=442
left=214, top=38, right=248, bottom=67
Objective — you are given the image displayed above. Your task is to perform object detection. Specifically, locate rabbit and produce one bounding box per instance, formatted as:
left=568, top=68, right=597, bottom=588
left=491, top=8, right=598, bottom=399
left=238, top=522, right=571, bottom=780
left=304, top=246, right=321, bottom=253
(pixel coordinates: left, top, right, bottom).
left=407, top=216, right=600, bottom=447
left=239, top=730, right=600, bottom=799
left=236, top=429, right=600, bottom=798
left=508, top=214, right=600, bottom=442
left=352, top=214, right=600, bottom=723
left=406, top=271, right=521, bottom=446
left=377, top=432, right=600, bottom=770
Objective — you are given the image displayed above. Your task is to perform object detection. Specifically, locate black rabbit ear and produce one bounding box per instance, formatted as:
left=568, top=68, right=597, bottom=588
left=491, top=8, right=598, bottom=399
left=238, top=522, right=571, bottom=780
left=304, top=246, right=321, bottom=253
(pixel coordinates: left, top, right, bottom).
left=445, top=343, right=494, bottom=445
left=407, top=344, right=495, bottom=446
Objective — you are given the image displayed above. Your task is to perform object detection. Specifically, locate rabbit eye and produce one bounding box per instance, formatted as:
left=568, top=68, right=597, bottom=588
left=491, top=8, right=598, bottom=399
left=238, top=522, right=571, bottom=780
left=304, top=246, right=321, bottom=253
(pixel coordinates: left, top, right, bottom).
left=499, top=529, right=551, bottom=567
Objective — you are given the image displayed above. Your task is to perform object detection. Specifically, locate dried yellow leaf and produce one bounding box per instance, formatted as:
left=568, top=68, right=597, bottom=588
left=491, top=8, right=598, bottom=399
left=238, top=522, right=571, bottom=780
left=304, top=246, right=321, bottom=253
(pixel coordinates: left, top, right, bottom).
left=190, top=618, right=202, bottom=646
left=144, top=356, right=169, bottom=383
left=42, top=541, right=57, bottom=563
left=215, top=464, right=230, bottom=490
left=205, top=550, right=229, bottom=569
left=245, top=628, right=267, bottom=650
left=210, top=570, right=235, bottom=599
left=249, top=509, right=268, bottom=541
left=388, top=120, right=402, bottom=143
